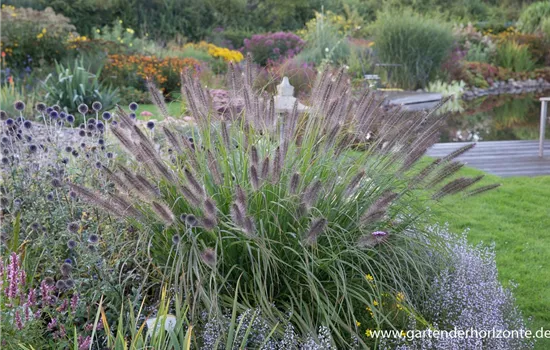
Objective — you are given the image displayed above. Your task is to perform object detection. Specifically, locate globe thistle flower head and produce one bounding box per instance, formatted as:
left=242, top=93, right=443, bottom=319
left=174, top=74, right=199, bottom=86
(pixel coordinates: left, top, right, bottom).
left=1, top=137, right=8, bottom=144
left=78, top=130, right=86, bottom=137
left=95, top=161, right=102, bottom=169
left=98, top=138, right=104, bottom=145
left=60, top=262, right=72, bottom=276
left=65, top=146, right=72, bottom=152
left=14, top=100, right=25, bottom=111
left=59, top=112, right=67, bottom=119
left=146, top=121, right=155, bottom=130
left=43, top=277, right=55, bottom=287
left=67, top=222, right=80, bottom=233
left=46, top=192, right=54, bottom=201
left=96, top=122, right=104, bottom=131
left=64, top=258, right=73, bottom=264
left=52, top=105, right=61, bottom=112
left=87, top=118, right=96, bottom=125
left=64, top=279, right=75, bottom=289
left=72, top=150, right=79, bottom=157
left=25, top=135, right=32, bottom=142
left=80, top=142, right=86, bottom=149
left=129, top=113, right=136, bottom=119
left=51, top=178, right=62, bottom=188
left=49, top=111, right=59, bottom=119
left=31, top=222, right=40, bottom=231
left=61, top=157, right=69, bottom=164
left=102, top=111, right=112, bottom=120
left=129, top=102, right=139, bottom=111
left=172, top=234, right=181, bottom=245
left=66, top=115, right=75, bottom=123
left=106, top=152, right=114, bottom=159
left=5, top=118, right=14, bottom=127
left=56, top=280, right=66, bottom=290
left=185, top=214, right=197, bottom=227
left=46, top=107, right=53, bottom=114
left=69, top=191, right=77, bottom=199
left=0, top=111, right=7, bottom=120
left=67, top=240, right=77, bottom=249
left=36, top=103, right=47, bottom=112
left=23, top=120, right=32, bottom=129
left=1, top=157, right=9, bottom=165
left=28, top=144, right=38, bottom=153
left=87, top=124, right=96, bottom=131
left=88, top=234, right=99, bottom=244
left=92, top=101, right=102, bottom=111
left=78, top=104, right=88, bottom=115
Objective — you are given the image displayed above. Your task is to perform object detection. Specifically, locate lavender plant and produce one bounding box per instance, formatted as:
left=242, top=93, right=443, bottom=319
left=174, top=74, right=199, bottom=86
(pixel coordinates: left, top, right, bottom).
left=64, top=57, right=498, bottom=347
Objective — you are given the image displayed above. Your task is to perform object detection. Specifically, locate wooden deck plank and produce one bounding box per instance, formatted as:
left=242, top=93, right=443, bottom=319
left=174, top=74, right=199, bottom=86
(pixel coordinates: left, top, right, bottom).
left=426, top=140, right=550, bottom=177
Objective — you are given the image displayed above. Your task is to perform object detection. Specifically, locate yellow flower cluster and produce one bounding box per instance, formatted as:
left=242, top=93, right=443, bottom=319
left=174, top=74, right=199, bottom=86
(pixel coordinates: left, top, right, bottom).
left=184, top=41, right=244, bottom=62
left=36, top=28, right=47, bottom=40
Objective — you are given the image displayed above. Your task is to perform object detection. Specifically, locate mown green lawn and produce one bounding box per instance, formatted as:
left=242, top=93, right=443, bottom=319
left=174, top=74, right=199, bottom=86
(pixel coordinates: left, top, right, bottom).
left=430, top=166, right=550, bottom=348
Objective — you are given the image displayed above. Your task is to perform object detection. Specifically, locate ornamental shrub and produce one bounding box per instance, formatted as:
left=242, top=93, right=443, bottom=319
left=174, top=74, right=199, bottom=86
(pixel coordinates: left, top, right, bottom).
left=372, top=9, right=454, bottom=89
left=0, top=5, right=75, bottom=70
left=68, top=61, right=497, bottom=348
left=243, top=32, right=305, bottom=66
left=517, top=1, right=550, bottom=34
left=101, top=54, right=201, bottom=94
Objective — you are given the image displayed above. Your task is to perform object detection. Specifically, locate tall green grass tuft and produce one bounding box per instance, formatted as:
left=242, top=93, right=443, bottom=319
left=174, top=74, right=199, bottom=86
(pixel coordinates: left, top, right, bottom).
left=70, top=58, right=496, bottom=347
left=495, top=41, right=535, bottom=72
left=372, top=9, right=454, bottom=90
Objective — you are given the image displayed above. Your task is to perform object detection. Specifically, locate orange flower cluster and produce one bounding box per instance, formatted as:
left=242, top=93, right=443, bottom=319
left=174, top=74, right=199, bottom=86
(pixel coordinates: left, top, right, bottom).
left=103, top=54, right=201, bottom=93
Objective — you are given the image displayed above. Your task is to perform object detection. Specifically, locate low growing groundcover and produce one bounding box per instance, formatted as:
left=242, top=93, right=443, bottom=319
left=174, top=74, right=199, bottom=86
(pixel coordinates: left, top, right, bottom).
left=430, top=166, right=550, bottom=349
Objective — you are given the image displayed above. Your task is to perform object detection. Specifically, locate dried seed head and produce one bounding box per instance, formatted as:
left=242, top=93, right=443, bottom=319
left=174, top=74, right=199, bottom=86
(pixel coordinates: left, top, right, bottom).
left=304, top=217, right=327, bottom=246
left=200, top=248, right=216, bottom=267
left=289, top=172, right=300, bottom=194
left=357, top=231, right=389, bottom=248
left=151, top=201, right=175, bottom=225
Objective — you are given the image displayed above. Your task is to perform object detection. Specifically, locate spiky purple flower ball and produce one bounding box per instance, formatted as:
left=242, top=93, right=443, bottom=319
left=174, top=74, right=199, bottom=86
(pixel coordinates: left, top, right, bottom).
left=35, top=103, right=46, bottom=113
left=146, top=121, right=155, bottom=130
left=23, top=120, right=32, bottom=129
left=88, top=234, right=99, bottom=244
left=67, top=240, right=77, bottom=249
left=66, top=115, right=75, bottom=123
left=102, top=111, right=112, bottom=120
left=67, top=222, right=80, bottom=233
left=129, top=102, right=138, bottom=111
left=78, top=104, right=88, bottom=114
left=92, top=101, right=102, bottom=111
left=49, top=111, right=59, bottom=119
left=14, top=100, right=25, bottom=111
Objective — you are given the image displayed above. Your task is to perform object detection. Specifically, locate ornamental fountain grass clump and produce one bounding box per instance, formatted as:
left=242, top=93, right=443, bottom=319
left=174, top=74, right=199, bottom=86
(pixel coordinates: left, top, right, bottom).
left=63, top=58, right=500, bottom=347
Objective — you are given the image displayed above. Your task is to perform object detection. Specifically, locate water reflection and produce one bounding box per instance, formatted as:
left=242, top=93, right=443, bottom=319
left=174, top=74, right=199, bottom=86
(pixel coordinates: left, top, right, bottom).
left=440, top=91, right=550, bottom=142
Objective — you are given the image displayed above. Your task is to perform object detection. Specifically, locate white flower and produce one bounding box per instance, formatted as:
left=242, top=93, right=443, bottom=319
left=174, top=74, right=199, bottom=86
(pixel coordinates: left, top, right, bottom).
left=146, top=314, right=177, bottom=337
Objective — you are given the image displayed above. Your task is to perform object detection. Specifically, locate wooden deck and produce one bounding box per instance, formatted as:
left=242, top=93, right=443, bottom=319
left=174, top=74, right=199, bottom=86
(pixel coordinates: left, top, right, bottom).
left=426, top=140, right=550, bottom=177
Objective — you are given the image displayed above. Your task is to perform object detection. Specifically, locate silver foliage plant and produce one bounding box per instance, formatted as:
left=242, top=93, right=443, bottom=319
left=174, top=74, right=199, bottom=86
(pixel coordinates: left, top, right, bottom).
left=69, top=56, right=500, bottom=347
left=380, top=224, right=534, bottom=350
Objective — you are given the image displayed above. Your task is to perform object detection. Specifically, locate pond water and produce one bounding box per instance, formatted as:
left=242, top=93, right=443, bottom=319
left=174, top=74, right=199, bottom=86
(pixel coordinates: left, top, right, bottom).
left=439, top=91, right=550, bottom=142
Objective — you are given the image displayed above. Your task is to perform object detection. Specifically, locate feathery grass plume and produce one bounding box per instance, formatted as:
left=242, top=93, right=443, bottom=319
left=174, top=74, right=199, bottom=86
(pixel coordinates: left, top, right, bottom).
left=162, top=126, right=183, bottom=153
left=204, top=198, right=217, bottom=219
left=230, top=202, right=245, bottom=228
left=271, top=146, right=283, bottom=183
left=289, top=172, right=300, bottom=194
left=344, top=170, right=365, bottom=197
left=115, top=105, right=136, bottom=129
left=398, top=130, right=440, bottom=173
left=201, top=216, right=217, bottom=231
left=235, top=186, right=247, bottom=212
left=250, top=146, right=259, bottom=167
left=68, top=183, right=125, bottom=218
left=361, top=191, right=399, bottom=224
left=207, top=151, right=222, bottom=185
left=101, top=165, right=131, bottom=193
left=243, top=216, right=256, bottom=236
left=357, top=231, right=389, bottom=248
left=432, top=175, right=484, bottom=200
left=442, top=143, right=476, bottom=162
left=200, top=248, right=216, bottom=267
left=260, top=156, right=270, bottom=181
left=180, top=185, right=202, bottom=207
left=301, top=180, right=322, bottom=208
left=134, top=174, right=160, bottom=198
left=428, top=161, right=465, bottom=187
left=107, top=193, right=142, bottom=218
left=146, top=79, right=169, bottom=119
left=413, top=158, right=442, bottom=184
left=249, top=164, right=260, bottom=190
left=304, top=217, right=327, bottom=246
left=151, top=201, right=175, bottom=225
left=465, top=183, right=501, bottom=197
left=110, top=126, right=142, bottom=161
left=184, top=168, right=205, bottom=198
left=221, top=121, right=230, bottom=149
left=138, top=140, right=174, bottom=181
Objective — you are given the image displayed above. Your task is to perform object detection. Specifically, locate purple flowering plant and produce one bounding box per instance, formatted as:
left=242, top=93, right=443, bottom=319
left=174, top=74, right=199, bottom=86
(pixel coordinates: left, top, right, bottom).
left=243, top=32, right=305, bottom=66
